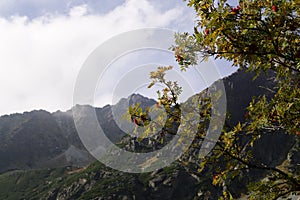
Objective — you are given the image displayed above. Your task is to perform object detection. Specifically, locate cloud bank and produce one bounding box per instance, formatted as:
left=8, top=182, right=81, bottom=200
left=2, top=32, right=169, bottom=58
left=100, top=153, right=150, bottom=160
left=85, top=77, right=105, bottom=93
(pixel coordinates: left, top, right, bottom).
left=0, top=0, right=197, bottom=115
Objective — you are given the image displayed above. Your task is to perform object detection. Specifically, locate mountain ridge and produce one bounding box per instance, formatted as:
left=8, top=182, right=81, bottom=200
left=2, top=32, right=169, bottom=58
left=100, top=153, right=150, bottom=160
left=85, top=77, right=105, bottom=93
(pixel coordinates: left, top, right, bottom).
left=0, top=93, right=157, bottom=173
left=0, top=69, right=298, bottom=199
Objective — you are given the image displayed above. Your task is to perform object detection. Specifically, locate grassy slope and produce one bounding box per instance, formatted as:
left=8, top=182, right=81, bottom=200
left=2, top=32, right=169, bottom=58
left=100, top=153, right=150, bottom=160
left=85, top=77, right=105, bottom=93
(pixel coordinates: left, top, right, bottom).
left=0, top=161, right=184, bottom=200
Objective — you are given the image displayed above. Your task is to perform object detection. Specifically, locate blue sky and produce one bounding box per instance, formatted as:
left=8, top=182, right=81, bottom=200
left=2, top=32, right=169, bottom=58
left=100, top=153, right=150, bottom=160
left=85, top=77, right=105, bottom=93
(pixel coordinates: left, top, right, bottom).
left=0, top=0, right=123, bottom=18
left=0, top=0, right=237, bottom=115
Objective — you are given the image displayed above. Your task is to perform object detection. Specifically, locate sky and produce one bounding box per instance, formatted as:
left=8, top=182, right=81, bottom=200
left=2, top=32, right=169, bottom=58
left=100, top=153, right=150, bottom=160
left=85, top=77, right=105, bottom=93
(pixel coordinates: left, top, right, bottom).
left=0, top=0, right=237, bottom=116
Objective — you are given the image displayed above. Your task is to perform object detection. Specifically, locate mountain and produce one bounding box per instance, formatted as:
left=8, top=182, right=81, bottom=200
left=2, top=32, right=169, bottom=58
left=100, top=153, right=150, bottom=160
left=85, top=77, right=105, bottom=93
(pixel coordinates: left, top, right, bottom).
left=0, top=69, right=298, bottom=199
left=0, top=94, right=155, bottom=173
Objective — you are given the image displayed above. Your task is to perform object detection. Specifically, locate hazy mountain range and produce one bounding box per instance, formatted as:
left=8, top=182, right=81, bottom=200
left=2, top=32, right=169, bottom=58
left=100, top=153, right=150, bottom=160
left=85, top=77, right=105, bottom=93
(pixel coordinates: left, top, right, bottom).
left=0, top=69, right=298, bottom=199
left=0, top=92, right=156, bottom=173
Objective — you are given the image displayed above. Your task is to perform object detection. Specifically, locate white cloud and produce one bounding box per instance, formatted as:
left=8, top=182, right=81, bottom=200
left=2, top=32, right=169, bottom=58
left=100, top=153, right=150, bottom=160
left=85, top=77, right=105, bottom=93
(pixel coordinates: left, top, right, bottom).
left=0, top=0, right=195, bottom=115
left=69, top=4, right=89, bottom=17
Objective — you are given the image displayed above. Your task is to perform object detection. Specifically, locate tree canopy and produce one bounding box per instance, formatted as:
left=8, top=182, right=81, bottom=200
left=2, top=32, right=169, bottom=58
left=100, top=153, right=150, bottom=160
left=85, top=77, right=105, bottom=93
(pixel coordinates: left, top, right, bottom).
left=129, top=0, right=299, bottom=199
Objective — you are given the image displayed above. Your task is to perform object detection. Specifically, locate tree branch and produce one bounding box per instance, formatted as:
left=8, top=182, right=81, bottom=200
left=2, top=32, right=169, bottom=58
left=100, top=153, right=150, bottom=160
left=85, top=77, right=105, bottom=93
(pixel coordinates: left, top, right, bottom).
left=216, top=141, right=300, bottom=189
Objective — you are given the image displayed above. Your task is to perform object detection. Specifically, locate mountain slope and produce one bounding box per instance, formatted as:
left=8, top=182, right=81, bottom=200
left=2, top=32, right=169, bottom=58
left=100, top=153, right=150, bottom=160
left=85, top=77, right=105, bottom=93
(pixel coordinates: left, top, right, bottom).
left=0, top=69, right=298, bottom=199
left=0, top=94, right=156, bottom=173
left=0, top=161, right=204, bottom=200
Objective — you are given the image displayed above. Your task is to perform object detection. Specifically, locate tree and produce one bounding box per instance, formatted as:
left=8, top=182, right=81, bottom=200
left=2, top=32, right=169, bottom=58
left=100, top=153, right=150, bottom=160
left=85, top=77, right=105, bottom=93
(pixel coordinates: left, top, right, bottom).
left=169, top=0, right=299, bottom=199
left=129, top=0, right=299, bottom=199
